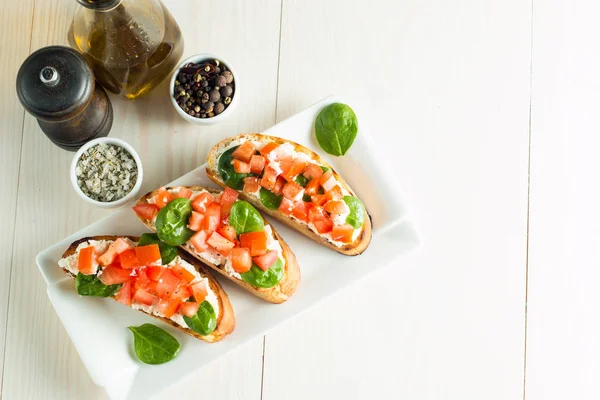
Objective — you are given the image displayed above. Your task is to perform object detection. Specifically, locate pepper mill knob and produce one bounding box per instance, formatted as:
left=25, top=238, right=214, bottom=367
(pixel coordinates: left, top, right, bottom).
left=16, top=45, right=113, bottom=151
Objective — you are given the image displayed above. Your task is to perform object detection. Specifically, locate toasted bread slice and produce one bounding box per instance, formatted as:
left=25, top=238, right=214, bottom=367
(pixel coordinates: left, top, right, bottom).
left=60, top=235, right=235, bottom=343
left=135, top=188, right=300, bottom=304
left=206, top=134, right=372, bottom=256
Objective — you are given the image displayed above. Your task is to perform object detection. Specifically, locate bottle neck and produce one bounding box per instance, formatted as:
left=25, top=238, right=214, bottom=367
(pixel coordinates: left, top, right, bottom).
left=76, top=0, right=122, bottom=11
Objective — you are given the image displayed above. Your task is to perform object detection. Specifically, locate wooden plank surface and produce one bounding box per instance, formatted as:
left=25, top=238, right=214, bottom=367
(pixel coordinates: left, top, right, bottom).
left=1, top=0, right=280, bottom=398
left=263, top=1, right=531, bottom=399
left=525, top=1, right=600, bottom=399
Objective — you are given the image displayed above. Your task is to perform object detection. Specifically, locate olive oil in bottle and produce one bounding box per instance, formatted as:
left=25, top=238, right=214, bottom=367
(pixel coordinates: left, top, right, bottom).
left=68, top=0, right=184, bottom=99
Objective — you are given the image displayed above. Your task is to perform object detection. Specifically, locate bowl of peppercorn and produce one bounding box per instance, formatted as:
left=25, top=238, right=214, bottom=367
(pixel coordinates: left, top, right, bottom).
left=170, top=53, right=238, bottom=125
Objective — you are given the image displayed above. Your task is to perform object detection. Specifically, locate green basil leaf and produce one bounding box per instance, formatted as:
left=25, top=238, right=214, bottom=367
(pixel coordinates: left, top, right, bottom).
left=302, top=194, right=312, bottom=202
left=320, top=166, right=331, bottom=173
left=259, top=188, right=283, bottom=210
left=218, top=146, right=250, bottom=190
left=229, top=201, right=264, bottom=234
left=343, top=195, right=365, bottom=229
left=155, top=198, right=195, bottom=246
left=315, top=103, right=358, bottom=156
left=295, top=175, right=308, bottom=187
left=138, top=233, right=178, bottom=264
left=128, top=324, right=180, bottom=365
left=183, top=301, right=217, bottom=336
left=240, top=258, right=284, bottom=288
left=76, top=273, right=121, bottom=297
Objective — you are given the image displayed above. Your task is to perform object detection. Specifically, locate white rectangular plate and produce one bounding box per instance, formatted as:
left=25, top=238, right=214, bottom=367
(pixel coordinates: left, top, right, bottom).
left=36, top=96, right=420, bottom=399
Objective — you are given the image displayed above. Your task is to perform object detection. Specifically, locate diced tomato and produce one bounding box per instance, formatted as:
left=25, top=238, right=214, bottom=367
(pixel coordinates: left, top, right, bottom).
left=187, top=211, right=204, bottom=231
left=191, top=192, right=214, bottom=213
left=146, top=266, right=165, bottom=281
left=303, top=164, right=324, bottom=180
left=115, top=280, right=133, bottom=306
left=118, top=248, right=141, bottom=270
left=134, top=268, right=153, bottom=290
left=171, top=284, right=193, bottom=301
left=191, top=280, right=208, bottom=303
left=324, top=200, right=349, bottom=214
left=98, top=238, right=133, bottom=266
left=132, top=204, right=159, bottom=221
left=243, top=176, right=261, bottom=193
left=325, top=185, right=343, bottom=201
left=155, top=187, right=175, bottom=209
left=309, top=206, right=328, bottom=222
left=313, top=219, right=334, bottom=234
left=282, top=181, right=304, bottom=200
left=202, top=203, right=221, bottom=232
left=156, top=269, right=182, bottom=298
left=176, top=187, right=193, bottom=199
left=233, top=159, right=251, bottom=174
left=135, top=244, right=161, bottom=266
left=220, top=187, right=239, bottom=218
left=171, top=264, right=196, bottom=284
left=311, top=194, right=328, bottom=207
left=281, top=159, right=308, bottom=182
left=78, top=246, right=97, bottom=275
left=260, top=142, right=279, bottom=158
left=231, top=248, right=252, bottom=273
left=279, top=197, right=294, bottom=216
left=207, top=231, right=235, bottom=256
left=232, top=142, right=256, bottom=162
left=157, top=298, right=180, bottom=318
left=275, top=154, right=294, bottom=179
left=190, top=230, right=209, bottom=252
left=98, top=265, right=132, bottom=285
left=253, top=250, right=278, bottom=271
left=133, top=288, right=156, bottom=306
left=273, top=177, right=286, bottom=195
left=260, top=166, right=278, bottom=190
left=320, top=171, right=337, bottom=193
left=239, top=231, right=268, bottom=257
left=291, top=201, right=310, bottom=222
left=304, top=178, right=321, bottom=196
left=249, top=155, right=266, bottom=174
left=218, top=225, right=237, bottom=242
left=332, top=224, right=355, bottom=243
left=179, top=302, right=200, bottom=317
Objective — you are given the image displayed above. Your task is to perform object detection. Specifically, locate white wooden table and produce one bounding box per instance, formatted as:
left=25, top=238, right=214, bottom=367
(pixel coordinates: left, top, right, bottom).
left=1, top=0, right=598, bottom=399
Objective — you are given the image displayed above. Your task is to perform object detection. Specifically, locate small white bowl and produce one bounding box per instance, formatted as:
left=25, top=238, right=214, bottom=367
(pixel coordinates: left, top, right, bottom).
left=169, top=53, right=239, bottom=125
left=70, top=137, right=144, bottom=209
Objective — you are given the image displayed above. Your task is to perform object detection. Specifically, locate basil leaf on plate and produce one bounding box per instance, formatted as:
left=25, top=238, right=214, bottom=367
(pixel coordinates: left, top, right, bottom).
left=240, top=258, right=284, bottom=288
left=76, top=273, right=121, bottom=297
left=314, top=103, right=358, bottom=156
left=218, top=146, right=249, bottom=190
left=343, top=195, right=366, bottom=229
left=259, top=188, right=283, bottom=210
left=128, top=324, right=180, bottom=365
left=229, top=201, right=264, bottom=234
left=183, top=301, right=217, bottom=336
left=138, top=233, right=178, bottom=264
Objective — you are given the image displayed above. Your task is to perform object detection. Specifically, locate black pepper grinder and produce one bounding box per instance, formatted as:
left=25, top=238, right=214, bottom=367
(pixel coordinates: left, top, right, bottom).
left=16, top=45, right=113, bottom=151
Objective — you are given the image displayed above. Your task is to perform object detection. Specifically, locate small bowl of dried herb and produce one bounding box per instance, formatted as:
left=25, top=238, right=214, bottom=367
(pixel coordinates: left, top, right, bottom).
left=70, top=137, right=143, bottom=208
left=170, top=53, right=238, bottom=125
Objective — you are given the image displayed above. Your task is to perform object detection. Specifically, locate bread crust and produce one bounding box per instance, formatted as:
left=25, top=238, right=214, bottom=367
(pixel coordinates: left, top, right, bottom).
left=136, top=187, right=300, bottom=304
left=60, top=235, right=235, bottom=343
left=206, top=133, right=372, bottom=256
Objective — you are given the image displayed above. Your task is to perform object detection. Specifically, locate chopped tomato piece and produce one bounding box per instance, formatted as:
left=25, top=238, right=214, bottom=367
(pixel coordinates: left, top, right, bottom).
left=157, top=298, right=180, bottom=318
left=240, top=231, right=268, bottom=257
left=275, top=153, right=294, bottom=178
left=250, top=155, right=266, bottom=174
left=260, top=166, right=278, bottom=190
left=176, top=187, right=193, bottom=199
left=309, top=206, right=328, bottom=222
left=156, top=269, right=182, bottom=298
left=332, top=224, right=355, bottom=243
left=243, top=176, right=261, bottom=193
left=325, top=185, right=343, bottom=201
left=303, top=164, right=324, bottom=180
left=311, top=194, right=328, bottom=207
left=202, top=203, right=221, bottom=232
left=304, top=178, right=321, bottom=196
left=98, top=238, right=133, bottom=266
left=207, top=231, right=235, bottom=256
left=324, top=200, right=349, bottom=214
left=187, top=211, right=204, bottom=231
left=135, top=244, right=161, bottom=266
left=146, top=266, right=165, bottom=281
left=273, top=177, right=286, bottom=195
left=134, top=269, right=152, bottom=291
left=190, top=230, right=209, bottom=252
left=132, top=204, right=159, bottom=221
left=313, top=219, right=334, bottom=234
left=155, top=187, right=175, bottom=208
left=133, top=288, right=156, bottom=306
left=232, top=142, right=256, bottom=162
left=77, top=246, right=97, bottom=275
left=282, top=181, right=304, bottom=200
left=191, top=280, right=208, bottom=303
left=118, top=248, right=141, bottom=269
left=291, top=201, right=311, bottom=222
left=278, top=197, right=294, bottom=216
left=115, top=280, right=133, bottom=306
left=171, top=284, right=193, bottom=301
left=281, top=159, right=308, bottom=182
left=191, top=192, right=214, bottom=213
left=260, top=142, right=279, bottom=158
left=172, top=265, right=196, bottom=284
left=98, top=265, right=132, bottom=285
left=220, top=187, right=239, bottom=218
left=218, top=225, right=237, bottom=242
left=320, top=171, right=337, bottom=193
left=231, top=248, right=252, bottom=273
left=233, top=159, right=251, bottom=173
left=253, top=250, right=278, bottom=271
left=179, top=302, right=200, bottom=317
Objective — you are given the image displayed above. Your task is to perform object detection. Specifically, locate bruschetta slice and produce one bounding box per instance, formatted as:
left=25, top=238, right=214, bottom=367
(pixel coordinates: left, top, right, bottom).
left=206, top=134, right=372, bottom=255
left=133, top=186, right=300, bottom=304
left=58, top=235, right=235, bottom=343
